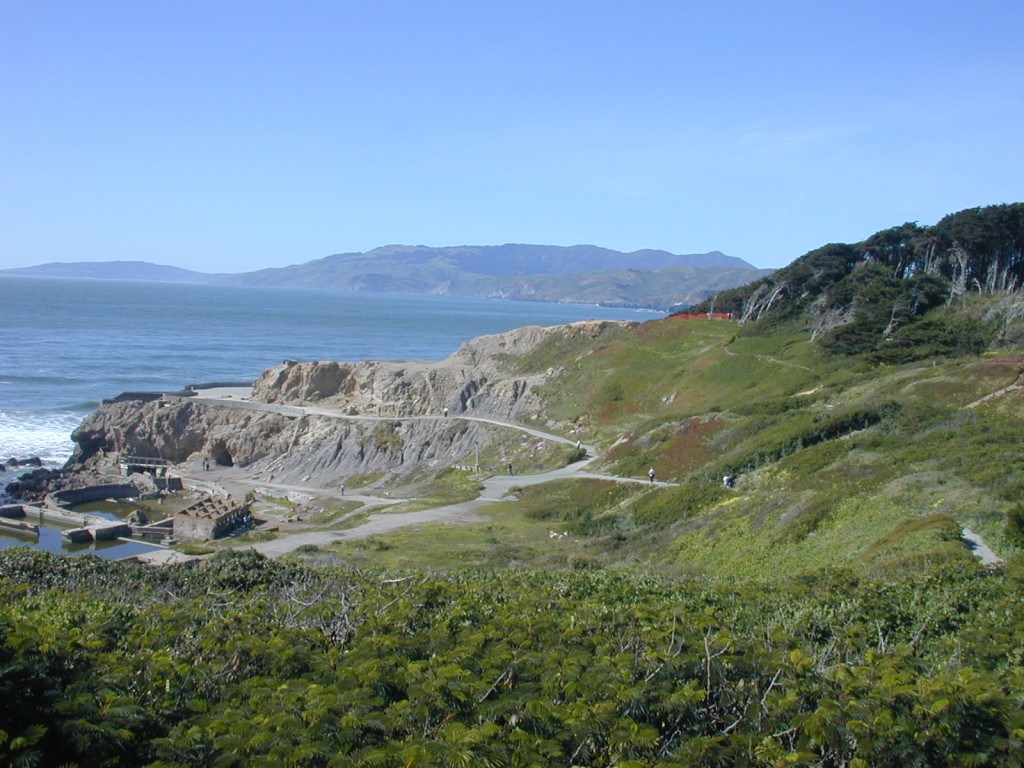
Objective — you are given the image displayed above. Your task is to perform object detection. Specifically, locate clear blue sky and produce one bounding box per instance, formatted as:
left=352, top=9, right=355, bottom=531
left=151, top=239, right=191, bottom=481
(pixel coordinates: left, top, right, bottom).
left=2, top=1, right=1021, bottom=271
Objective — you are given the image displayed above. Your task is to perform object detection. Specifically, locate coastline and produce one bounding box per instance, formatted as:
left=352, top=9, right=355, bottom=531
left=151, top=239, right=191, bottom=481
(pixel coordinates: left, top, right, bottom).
left=1, top=277, right=653, bottom=497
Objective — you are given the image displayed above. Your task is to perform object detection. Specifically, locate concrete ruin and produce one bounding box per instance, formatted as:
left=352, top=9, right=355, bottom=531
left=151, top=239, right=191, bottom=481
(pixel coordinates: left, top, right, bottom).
left=173, top=496, right=251, bottom=541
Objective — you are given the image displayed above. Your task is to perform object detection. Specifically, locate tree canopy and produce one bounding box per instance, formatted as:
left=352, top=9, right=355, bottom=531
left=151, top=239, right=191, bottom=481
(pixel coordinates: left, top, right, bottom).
left=686, top=204, right=1024, bottom=361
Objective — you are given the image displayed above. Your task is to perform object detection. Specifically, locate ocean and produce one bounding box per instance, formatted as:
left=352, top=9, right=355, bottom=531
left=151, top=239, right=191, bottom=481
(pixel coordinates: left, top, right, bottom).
left=1, top=275, right=654, bottom=487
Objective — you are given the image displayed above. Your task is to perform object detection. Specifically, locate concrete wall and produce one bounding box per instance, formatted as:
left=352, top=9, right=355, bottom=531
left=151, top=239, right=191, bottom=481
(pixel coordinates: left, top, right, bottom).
left=0, top=504, right=26, bottom=519
left=50, top=483, right=139, bottom=507
left=174, top=501, right=251, bottom=541
left=162, top=394, right=304, bottom=417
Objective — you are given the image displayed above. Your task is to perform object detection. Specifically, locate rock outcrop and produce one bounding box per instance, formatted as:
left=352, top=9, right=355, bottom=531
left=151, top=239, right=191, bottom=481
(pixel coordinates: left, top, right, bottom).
left=67, top=320, right=635, bottom=489
left=251, top=323, right=584, bottom=420
left=71, top=400, right=296, bottom=468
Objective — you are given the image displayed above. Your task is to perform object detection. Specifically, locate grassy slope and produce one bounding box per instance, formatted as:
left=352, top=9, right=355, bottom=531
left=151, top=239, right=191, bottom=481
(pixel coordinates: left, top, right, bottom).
left=320, top=317, right=1024, bottom=580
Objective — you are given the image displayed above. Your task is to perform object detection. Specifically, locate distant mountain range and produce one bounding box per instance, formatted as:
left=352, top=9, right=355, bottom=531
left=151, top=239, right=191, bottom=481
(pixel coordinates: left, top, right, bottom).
left=0, top=244, right=772, bottom=310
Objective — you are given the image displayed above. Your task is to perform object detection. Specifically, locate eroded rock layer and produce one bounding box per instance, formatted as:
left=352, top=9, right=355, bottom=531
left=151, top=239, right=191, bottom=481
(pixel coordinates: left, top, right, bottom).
left=68, top=321, right=634, bottom=488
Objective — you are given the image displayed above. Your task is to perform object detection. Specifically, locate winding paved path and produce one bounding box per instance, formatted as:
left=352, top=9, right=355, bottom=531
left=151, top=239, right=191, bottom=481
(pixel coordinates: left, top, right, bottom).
left=181, top=387, right=672, bottom=557
left=183, top=387, right=1001, bottom=564
left=960, top=527, right=1003, bottom=566
left=245, top=447, right=673, bottom=557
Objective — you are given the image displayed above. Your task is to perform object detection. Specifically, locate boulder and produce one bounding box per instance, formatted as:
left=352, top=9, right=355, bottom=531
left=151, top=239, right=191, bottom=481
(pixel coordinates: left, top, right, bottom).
left=4, top=468, right=59, bottom=502
left=5, top=457, right=43, bottom=468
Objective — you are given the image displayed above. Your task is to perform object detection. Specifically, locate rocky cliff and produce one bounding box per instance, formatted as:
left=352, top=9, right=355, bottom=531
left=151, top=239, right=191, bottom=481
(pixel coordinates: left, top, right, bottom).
left=252, top=323, right=577, bottom=419
left=69, top=321, right=634, bottom=490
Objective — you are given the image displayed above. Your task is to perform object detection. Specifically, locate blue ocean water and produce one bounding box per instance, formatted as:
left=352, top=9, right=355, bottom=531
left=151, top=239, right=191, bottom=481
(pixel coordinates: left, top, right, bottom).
left=0, top=276, right=654, bottom=475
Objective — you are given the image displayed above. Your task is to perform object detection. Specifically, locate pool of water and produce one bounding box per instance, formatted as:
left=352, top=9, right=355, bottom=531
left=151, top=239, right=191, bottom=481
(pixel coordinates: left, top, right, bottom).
left=0, top=523, right=164, bottom=560
left=70, top=499, right=141, bottom=521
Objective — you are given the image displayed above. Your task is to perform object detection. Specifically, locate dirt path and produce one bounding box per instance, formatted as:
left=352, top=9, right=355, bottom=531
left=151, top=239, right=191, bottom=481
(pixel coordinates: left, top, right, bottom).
left=246, top=446, right=675, bottom=557
left=965, top=371, right=1024, bottom=409
left=190, top=388, right=1004, bottom=566
left=961, top=527, right=1003, bottom=566
left=185, top=387, right=669, bottom=557
left=193, top=388, right=582, bottom=446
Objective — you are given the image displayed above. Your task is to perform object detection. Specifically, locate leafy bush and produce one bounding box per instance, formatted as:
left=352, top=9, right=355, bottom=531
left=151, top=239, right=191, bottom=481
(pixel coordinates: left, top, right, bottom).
left=867, top=313, right=994, bottom=364
left=715, top=402, right=902, bottom=478
left=632, top=480, right=729, bottom=527
left=1005, top=504, right=1024, bottom=547
left=520, top=479, right=632, bottom=536
left=3, top=551, right=1023, bottom=768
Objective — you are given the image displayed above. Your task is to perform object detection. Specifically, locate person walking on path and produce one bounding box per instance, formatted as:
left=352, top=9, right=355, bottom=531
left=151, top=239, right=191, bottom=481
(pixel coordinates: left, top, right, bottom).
left=648, top=467, right=655, bottom=484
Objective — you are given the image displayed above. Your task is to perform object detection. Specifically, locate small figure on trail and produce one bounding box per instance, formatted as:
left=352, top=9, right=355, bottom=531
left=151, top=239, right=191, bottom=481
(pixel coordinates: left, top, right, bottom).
left=723, top=475, right=734, bottom=489
left=508, top=462, right=513, bottom=476
left=648, top=467, right=655, bottom=484
left=443, top=406, right=449, bottom=418
left=575, top=439, right=582, bottom=450
left=340, top=483, right=345, bottom=496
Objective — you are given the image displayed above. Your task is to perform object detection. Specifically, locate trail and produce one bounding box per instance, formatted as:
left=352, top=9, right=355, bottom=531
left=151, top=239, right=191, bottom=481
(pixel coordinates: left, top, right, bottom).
left=965, top=371, right=1024, bottom=409
left=721, top=344, right=811, bottom=371
left=186, top=388, right=1004, bottom=566
left=184, top=387, right=671, bottom=557
left=247, top=448, right=673, bottom=557
left=961, top=527, right=1003, bottom=566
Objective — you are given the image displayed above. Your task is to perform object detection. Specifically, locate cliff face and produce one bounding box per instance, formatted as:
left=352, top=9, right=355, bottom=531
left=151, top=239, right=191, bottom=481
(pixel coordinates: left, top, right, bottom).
left=69, top=321, right=634, bottom=489
left=71, top=400, right=296, bottom=469
left=251, top=321, right=626, bottom=419
left=71, top=399, right=500, bottom=489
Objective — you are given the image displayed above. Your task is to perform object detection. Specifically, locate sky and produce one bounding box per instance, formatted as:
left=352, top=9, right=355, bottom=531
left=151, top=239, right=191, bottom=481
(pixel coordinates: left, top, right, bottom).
left=2, top=1, right=1022, bottom=272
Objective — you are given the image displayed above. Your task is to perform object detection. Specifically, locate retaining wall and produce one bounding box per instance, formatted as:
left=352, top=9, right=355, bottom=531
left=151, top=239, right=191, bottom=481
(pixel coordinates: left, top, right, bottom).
left=49, top=483, right=140, bottom=507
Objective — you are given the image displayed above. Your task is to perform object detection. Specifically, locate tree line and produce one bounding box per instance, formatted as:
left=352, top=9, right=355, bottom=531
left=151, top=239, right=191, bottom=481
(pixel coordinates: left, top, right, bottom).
left=688, top=204, right=1024, bottom=361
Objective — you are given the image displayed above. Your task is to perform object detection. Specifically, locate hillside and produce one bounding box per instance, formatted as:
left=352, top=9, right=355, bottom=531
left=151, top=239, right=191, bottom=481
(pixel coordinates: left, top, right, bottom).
left=233, top=243, right=756, bottom=282
left=0, top=244, right=771, bottom=310
left=0, top=259, right=211, bottom=282
left=687, top=203, right=1024, bottom=359
left=47, top=204, right=1024, bottom=578
left=225, top=244, right=771, bottom=310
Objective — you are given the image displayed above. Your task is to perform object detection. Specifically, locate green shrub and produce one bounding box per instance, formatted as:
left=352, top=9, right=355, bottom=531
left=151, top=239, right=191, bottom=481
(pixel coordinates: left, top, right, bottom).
left=633, top=480, right=729, bottom=528
left=521, top=480, right=631, bottom=534
left=713, top=402, right=902, bottom=479
left=1005, top=504, right=1024, bottom=547
left=867, top=314, right=994, bottom=364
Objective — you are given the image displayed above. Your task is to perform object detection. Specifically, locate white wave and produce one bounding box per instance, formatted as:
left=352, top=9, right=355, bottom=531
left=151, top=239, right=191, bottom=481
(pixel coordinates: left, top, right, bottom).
left=0, top=409, right=80, bottom=465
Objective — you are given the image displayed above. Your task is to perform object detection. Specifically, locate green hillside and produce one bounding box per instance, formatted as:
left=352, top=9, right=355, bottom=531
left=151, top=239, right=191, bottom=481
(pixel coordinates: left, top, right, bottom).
left=316, top=211, right=1024, bottom=577
left=536, top=320, right=1021, bottom=576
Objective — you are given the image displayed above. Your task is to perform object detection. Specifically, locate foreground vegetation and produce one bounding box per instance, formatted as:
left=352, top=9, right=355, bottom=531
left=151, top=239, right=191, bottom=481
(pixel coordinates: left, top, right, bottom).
left=2, top=548, right=1023, bottom=768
